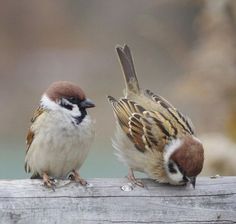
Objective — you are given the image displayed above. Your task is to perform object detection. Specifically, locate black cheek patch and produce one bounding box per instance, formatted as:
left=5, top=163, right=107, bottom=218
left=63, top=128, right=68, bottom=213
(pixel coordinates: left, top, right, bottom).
left=72, top=108, right=87, bottom=125
left=183, top=176, right=188, bottom=182
left=168, top=162, right=177, bottom=174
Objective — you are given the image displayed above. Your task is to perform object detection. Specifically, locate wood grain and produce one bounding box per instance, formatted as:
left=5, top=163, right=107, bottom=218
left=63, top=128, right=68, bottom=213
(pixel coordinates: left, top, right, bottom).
left=0, top=177, right=235, bottom=224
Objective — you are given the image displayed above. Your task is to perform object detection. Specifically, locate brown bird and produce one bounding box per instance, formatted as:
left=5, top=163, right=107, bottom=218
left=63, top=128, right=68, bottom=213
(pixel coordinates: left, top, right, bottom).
left=25, top=81, right=95, bottom=189
left=108, top=45, right=204, bottom=188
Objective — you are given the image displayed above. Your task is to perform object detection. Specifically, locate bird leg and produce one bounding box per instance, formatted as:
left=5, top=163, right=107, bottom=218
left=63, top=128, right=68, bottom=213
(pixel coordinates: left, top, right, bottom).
left=69, top=170, right=87, bottom=186
left=127, top=168, right=144, bottom=187
left=43, top=172, right=56, bottom=191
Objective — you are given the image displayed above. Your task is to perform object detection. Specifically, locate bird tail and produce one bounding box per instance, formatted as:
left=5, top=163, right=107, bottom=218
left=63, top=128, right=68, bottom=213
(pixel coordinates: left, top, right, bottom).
left=116, top=45, right=140, bottom=96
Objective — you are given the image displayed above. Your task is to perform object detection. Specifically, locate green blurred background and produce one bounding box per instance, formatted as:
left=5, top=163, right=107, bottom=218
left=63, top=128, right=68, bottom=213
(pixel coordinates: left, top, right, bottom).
left=1, top=0, right=236, bottom=179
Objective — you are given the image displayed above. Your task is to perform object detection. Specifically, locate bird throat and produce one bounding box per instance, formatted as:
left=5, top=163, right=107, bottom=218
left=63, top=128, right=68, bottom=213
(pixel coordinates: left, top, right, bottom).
left=73, top=108, right=87, bottom=125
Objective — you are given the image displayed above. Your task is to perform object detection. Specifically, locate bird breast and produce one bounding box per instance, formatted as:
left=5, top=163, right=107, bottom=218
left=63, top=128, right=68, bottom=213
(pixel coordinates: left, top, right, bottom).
left=25, top=110, right=95, bottom=178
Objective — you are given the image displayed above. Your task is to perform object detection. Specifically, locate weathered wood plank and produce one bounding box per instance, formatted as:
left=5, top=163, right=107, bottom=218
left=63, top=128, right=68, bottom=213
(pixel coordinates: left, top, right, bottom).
left=0, top=177, right=235, bottom=224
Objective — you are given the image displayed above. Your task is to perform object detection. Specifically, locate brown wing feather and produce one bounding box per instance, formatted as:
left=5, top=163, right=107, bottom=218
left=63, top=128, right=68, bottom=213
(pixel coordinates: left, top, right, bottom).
left=144, top=89, right=195, bottom=135
left=31, top=106, right=44, bottom=123
left=108, top=96, right=171, bottom=153
left=108, top=96, right=146, bottom=152
left=128, top=113, right=146, bottom=152
left=26, top=106, right=44, bottom=151
left=26, top=130, right=35, bottom=153
left=27, top=106, right=45, bottom=149
left=25, top=106, right=45, bottom=172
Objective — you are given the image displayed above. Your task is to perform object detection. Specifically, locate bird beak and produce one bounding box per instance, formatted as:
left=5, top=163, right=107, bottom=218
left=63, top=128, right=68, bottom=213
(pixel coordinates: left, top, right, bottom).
left=190, top=177, right=196, bottom=189
left=80, top=98, right=95, bottom=108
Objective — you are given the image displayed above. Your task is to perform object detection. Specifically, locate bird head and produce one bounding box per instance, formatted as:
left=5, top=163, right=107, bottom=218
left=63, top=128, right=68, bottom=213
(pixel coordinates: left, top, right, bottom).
left=164, top=136, right=204, bottom=188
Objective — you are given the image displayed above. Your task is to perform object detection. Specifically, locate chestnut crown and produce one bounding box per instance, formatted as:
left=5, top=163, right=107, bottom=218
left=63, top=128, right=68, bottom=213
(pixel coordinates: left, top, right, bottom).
left=46, top=81, right=86, bottom=102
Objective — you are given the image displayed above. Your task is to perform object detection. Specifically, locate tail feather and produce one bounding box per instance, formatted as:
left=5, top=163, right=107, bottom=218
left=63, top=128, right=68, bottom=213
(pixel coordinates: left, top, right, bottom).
left=116, top=45, right=140, bottom=95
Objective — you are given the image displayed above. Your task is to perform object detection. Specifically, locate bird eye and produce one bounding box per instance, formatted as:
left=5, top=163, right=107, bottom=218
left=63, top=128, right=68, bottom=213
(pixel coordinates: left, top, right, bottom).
left=68, top=97, right=77, bottom=104
left=60, top=98, right=73, bottom=110
left=168, top=162, right=177, bottom=174
left=70, top=97, right=76, bottom=101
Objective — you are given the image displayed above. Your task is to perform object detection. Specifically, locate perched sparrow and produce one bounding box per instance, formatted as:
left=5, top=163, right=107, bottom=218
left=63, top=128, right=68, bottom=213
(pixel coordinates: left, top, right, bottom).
left=108, top=45, right=204, bottom=188
left=25, top=81, right=95, bottom=189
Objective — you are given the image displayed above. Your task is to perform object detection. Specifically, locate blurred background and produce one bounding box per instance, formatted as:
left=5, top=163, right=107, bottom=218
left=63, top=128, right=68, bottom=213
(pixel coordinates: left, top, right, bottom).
left=0, top=0, right=236, bottom=179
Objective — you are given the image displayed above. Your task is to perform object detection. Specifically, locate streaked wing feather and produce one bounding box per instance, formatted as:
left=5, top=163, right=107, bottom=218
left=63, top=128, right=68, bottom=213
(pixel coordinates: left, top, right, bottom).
left=26, top=106, right=44, bottom=153
left=31, top=106, right=44, bottom=122
left=108, top=96, right=147, bottom=152
left=144, top=89, right=195, bottom=135
left=25, top=106, right=45, bottom=173
left=145, top=89, right=175, bottom=109
left=108, top=96, right=170, bottom=153
left=26, top=130, right=34, bottom=152
left=129, top=113, right=146, bottom=152
left=141, top=112, right=170, bottom=151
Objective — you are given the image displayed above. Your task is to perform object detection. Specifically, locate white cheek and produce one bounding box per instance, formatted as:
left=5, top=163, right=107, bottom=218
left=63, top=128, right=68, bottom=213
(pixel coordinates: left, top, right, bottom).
left=70, top=105, right=81, bottom=117
left=168, top=171, right=183, bottom=183
left=164, top=138, right=183, bottom=162
left=165, top=163, right=184, bottom=184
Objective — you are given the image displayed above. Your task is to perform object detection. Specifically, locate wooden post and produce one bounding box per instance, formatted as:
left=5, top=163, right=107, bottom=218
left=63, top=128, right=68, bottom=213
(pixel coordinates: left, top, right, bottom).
left=0, top=177, right=235, bottom=223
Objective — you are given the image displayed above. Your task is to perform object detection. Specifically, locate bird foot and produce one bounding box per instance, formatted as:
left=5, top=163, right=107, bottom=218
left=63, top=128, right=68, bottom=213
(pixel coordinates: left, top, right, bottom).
left=127, top=169, right=144, bottom=187
left=43, top=173, right=56, bottom=191
left=69, top=170, right=87, bottom=186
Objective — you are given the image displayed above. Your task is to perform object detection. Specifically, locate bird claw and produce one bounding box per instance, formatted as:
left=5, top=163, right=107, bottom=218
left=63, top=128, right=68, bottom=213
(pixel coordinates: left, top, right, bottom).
left=44, top=181, right=56, bottom=191
left=127, top=175, right=144, bottom=188
left=134, top=180, right=145, bottom=188
left=43, top=173, right=56, bottom=191
left=78, top=178, right=88, bottom=186
left=127, top=169, right=144, bottom=188
left=69, top=170, right=87, bottom=186
left=43, top=179, right=56, bottom=191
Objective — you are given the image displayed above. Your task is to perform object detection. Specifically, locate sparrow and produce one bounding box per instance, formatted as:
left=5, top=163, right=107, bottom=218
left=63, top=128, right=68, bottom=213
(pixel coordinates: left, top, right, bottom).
left=108, top=45, right=204, bottom=188
left=25, top=81, right=95, bottom=189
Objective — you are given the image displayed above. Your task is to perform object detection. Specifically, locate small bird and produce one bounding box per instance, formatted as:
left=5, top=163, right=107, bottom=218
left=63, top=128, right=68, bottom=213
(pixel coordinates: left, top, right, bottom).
left=25, top=81, right=95, bottom=189
left=108, top=45, right=204, bottom=188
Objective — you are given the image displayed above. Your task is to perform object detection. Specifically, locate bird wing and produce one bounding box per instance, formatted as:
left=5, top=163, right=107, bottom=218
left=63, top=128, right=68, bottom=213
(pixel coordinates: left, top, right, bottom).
left=108, top=96, right=178, bottom=153
left=144, top=89, right=195, bottom=135
left=25, top=106, right=45, bottom=172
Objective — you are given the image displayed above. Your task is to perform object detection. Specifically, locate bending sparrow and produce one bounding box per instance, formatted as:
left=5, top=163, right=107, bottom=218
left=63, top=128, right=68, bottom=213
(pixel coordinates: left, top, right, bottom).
left=108, top=45, right=204, bottom=188
left=25, top=81, right=95, bottom=189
